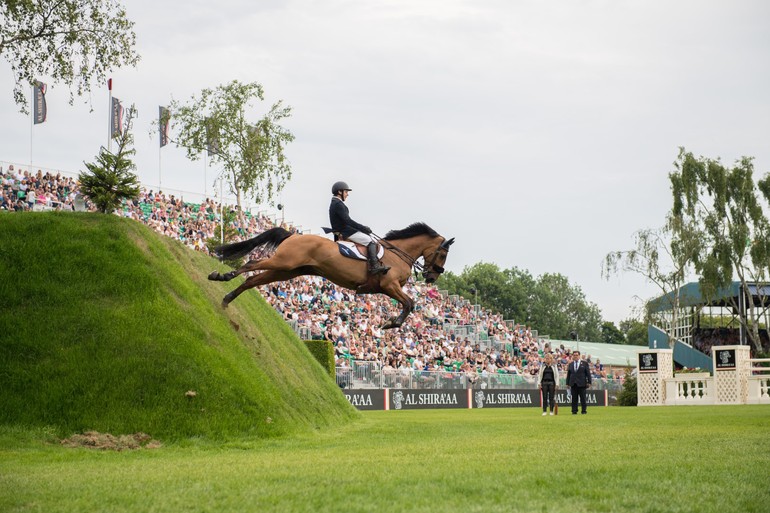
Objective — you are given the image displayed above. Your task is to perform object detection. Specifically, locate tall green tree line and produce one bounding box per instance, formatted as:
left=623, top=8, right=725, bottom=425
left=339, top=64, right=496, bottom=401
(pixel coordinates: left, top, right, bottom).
left=436, top=262, right=603, bottom=342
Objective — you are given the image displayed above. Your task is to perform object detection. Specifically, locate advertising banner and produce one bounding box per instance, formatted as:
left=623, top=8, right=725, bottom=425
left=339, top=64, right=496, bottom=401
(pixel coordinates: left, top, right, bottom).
left=343, top=390, right=385, bottom=410
left=387, top=389, right=470, bottom=410
left=343, top=388, right=607, bottom=410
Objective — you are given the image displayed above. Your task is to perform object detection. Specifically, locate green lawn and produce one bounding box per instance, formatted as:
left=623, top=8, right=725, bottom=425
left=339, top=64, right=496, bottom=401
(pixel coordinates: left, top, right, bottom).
left=2, top=406, right=769, bottom=513
left=0, top=213, right=355, bottom=440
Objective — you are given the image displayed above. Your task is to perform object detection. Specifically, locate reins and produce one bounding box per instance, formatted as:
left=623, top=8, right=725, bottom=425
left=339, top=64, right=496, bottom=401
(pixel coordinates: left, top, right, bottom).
left=371, top=233, right=424, bottom=274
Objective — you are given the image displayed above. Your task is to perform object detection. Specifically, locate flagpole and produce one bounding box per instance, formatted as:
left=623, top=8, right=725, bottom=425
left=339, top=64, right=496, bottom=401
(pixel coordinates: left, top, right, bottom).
left=204, top=152, right=208, bottom=199
left=159, top=142, right=162, bottom=193
left=220, top=174, right=224, bottom=246
left=29, top=84, right=33, bottom=166
left=107, top=79, right=112, bottom=152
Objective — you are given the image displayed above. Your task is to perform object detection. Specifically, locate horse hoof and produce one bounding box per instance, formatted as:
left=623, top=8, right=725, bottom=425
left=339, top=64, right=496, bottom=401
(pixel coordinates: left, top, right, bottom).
left=222, top=292, right=236, bottom=308
left=208, top=271, right=221, bottom=281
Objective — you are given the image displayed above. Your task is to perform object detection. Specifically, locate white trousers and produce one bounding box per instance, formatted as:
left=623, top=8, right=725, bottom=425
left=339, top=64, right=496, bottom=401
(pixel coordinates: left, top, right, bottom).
left=347, top=231, right=373, bottom=245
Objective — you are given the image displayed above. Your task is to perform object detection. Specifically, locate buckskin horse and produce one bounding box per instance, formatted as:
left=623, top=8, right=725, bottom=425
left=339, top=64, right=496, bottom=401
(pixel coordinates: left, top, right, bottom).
left=208, top=222, right=454, bottom=329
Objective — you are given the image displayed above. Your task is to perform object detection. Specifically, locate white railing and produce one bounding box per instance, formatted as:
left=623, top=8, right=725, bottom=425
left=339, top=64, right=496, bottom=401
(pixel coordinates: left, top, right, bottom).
left=664, top=372, right=715, bottom=405
left=748, top=358, right=770, bottom=404
left=335, top=364, right=626, bottom=394
left=664, top=374, right=713, bottom=405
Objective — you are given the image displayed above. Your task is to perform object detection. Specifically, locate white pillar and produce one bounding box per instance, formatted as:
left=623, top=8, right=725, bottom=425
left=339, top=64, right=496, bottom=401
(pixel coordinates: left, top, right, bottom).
left=636, top=349, right=673, bottom=406
left=713, top=345, right=750, bottom=404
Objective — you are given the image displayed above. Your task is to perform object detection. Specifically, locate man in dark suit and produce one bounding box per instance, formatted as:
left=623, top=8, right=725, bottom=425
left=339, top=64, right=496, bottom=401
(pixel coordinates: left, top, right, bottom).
left=566, top=350, right=591, bottom=414
left=329, top=181, right=389, bottom=275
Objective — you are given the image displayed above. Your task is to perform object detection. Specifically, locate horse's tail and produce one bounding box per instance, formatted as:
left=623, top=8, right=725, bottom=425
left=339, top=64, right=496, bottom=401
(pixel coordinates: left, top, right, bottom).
left=214, top=227, right=293, bottom=260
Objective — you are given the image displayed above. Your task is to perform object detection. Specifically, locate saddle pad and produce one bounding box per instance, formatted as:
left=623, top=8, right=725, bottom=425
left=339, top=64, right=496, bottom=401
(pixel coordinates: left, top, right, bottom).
left=337, top=241, right=384, bottom=261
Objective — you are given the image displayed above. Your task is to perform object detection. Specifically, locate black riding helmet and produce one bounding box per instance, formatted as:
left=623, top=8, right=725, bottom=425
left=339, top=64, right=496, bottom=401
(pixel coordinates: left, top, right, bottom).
left=332, top=181, right=352, bottom=195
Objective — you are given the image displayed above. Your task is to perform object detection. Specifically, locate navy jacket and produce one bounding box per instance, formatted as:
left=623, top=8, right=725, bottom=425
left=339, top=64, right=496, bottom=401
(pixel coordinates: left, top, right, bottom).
left=329, top=197, right=370, bottom=238
left=566, top=360, right=591, bottom=388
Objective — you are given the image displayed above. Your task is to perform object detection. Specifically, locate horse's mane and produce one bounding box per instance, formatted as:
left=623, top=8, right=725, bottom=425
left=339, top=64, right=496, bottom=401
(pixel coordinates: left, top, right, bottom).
left=383, top=222, right=439, bottom=241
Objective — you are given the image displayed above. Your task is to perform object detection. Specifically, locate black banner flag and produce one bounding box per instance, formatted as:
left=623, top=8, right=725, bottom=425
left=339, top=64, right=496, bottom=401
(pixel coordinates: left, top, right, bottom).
left=33, top=82, right=47, bottom=124
left=111, top=97, right=124, bottom=138
left=159, top=106, right=170, bottom=147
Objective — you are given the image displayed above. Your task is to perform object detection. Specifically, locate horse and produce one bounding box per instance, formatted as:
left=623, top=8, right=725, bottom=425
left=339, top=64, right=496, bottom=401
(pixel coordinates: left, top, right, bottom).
left=207, top=222, right=454, bottom=329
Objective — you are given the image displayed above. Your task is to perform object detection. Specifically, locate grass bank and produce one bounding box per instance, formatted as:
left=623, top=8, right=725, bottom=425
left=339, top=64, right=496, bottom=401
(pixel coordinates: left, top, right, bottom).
left=0, top=212, right=356, bottom=440
left=1, top=406, right=768, bottom=513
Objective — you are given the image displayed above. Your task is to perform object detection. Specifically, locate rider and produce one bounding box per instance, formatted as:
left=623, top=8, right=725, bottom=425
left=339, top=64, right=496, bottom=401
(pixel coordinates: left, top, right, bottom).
left=329, top=181, right=390, bottom=275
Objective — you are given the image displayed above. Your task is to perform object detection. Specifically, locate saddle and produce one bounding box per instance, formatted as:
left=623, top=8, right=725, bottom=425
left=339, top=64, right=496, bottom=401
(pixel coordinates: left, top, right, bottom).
left=322, top=227, right=384, bottom=261
left=336, top=240, right=385, bottom=261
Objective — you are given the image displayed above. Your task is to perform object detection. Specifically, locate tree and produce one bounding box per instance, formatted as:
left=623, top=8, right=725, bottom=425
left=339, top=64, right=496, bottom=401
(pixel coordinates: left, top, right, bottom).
left=671, top=148, right=768, bottom=352
left=529, top=273, right=602, bottom=341
left=601, top=321, right=625, bottom=344
left=167, top=80, right=294, bottom=215
left=0, top=0, right=139, bottom=112
left=78, top=106, right=139, bottom=213
left=437, top=262, right=534, bottom=322
left=437, top=264, right=603, bottom=341
left=602, top=213, right=698, bottom=346
left=618, top=374, right=638, bottom=406
left=620, top=318, right=648, bottom=346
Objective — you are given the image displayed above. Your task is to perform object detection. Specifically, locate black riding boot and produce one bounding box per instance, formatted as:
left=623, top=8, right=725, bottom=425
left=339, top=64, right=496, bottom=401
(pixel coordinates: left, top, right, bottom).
left=367, top=242, right=390, bottom=275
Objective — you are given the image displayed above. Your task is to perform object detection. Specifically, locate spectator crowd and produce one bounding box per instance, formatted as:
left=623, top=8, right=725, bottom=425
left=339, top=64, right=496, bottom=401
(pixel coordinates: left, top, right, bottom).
left=3, top=162, right=618, bottom=387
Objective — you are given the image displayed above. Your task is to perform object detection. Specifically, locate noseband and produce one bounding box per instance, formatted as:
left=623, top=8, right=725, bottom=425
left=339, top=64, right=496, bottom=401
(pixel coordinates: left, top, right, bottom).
left=421, top=247, right=446, bottom=279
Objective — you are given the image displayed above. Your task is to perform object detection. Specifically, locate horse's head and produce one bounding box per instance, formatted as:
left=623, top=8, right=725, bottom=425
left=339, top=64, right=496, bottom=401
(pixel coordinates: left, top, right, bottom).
left=381, top=223, right=454, bottom=283
left=421, top=236, right=454, bottom=283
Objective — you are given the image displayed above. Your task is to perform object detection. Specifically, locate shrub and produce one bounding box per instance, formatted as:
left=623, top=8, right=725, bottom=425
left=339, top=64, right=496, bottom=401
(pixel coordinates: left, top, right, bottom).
left=618, top=375, right=638, bottom=406
left=304, top=340, right=334, bottom=377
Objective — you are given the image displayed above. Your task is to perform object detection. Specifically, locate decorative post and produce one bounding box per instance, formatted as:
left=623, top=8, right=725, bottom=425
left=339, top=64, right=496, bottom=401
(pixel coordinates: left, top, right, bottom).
left=637, top=349, right=672, bottom=406
left=713, top=346, right=750, bottom=404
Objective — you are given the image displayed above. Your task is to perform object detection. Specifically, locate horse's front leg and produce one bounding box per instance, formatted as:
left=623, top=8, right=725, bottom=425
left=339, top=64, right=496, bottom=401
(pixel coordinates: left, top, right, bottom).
left=381, top=285, right=414, bottom=330
left=208, top=258, right=264, bottom=282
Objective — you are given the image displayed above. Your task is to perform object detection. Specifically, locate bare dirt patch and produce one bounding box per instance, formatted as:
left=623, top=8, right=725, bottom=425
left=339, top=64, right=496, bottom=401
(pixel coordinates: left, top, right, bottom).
left=60, top=431, right=162, bottom=451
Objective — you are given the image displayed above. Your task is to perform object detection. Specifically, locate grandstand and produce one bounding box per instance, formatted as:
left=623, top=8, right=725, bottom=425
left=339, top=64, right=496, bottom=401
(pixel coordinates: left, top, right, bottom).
left=647, top=282, right=770, bottom=372
left=2, top=159, right=628, bottom=398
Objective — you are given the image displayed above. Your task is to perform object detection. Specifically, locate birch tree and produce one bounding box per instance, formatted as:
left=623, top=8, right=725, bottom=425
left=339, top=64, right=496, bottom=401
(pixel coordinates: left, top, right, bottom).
left=0, top=0, right=139, bottom=112
left=670, top=148, right=768, bottom=352
left=167, top=80, right=294, bottom=215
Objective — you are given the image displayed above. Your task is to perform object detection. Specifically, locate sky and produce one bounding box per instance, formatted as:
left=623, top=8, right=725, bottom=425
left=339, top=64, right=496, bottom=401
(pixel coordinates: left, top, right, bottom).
left=2, top=0, right=769, bottom=325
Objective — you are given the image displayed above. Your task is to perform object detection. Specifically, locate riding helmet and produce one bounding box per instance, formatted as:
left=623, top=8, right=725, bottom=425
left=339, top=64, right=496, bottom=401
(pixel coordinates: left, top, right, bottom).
left=332, top=181, right=352, bottom=195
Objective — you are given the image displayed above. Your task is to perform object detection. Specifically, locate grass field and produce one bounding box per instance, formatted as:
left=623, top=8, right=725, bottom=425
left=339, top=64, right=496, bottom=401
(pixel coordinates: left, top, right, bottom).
left=2, top=406, right=769, bottom=513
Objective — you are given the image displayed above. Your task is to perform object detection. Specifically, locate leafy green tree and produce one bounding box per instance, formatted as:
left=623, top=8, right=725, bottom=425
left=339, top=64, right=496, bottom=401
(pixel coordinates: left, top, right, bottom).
left=437, top=262, right=534, bottom=322
left=0, top=0, right=139, bottom=112
left=601, top=321, right=625, bottom=344
left=167, top=80, right=294, bottom=215
left=670, top=148, right=768, bottom=352
left=529, top=273, right=602, bottom=341
left=620, top=318, right=648, bottom=346
left=602, top=215, right=698, bottom=346
left=78, top=106, right=139, bottom=213
left=618, top=374, right=638, bottom=406
left=438, top=264, right=602, bottom=341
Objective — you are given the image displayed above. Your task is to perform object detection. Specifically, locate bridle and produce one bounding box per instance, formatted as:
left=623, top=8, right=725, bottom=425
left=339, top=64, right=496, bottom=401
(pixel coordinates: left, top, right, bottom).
left=374, top=235, right=455, bottom=280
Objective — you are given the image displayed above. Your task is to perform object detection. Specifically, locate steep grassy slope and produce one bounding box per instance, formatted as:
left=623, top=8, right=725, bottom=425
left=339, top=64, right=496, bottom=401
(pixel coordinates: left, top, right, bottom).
left=0, top=212, right=356, bottom=440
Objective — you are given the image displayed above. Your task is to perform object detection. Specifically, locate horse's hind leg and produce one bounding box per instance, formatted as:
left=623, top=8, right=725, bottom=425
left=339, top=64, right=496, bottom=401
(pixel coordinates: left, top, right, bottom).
left=208, top=257, right=268, bottom=282
left=221, top=269, right=304, bottom=308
